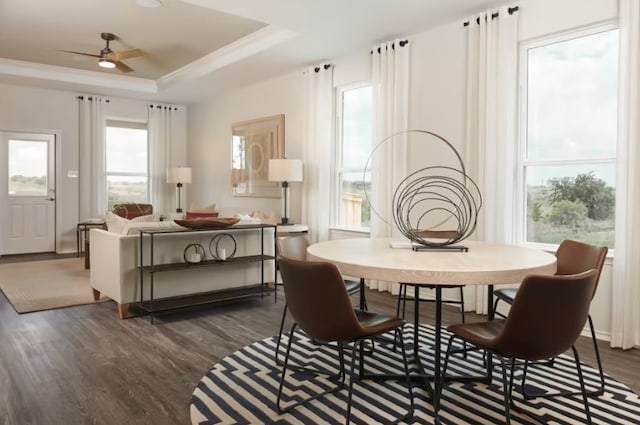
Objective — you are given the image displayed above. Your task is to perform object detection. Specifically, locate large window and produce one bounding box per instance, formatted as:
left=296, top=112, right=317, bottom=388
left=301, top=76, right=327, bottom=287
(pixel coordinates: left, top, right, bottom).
left=520, top=27, right=618, bottom=248
left=335, top=84, right=372, bottom=229
left=105, top=120, right=148, bottom=210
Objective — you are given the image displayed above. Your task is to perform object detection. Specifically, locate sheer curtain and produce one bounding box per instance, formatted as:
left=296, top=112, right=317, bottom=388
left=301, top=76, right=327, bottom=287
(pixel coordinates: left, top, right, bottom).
left=78, top=95, right=106, bottom=220
left=611, top=0, right=640, bottom=349
left=464, top=6, right=519, bottom=313
left=301, top=64, right=333, bottom=243
left=368, top=39, right=410, bottom=293
left=148, top=104, right=178, bottom=215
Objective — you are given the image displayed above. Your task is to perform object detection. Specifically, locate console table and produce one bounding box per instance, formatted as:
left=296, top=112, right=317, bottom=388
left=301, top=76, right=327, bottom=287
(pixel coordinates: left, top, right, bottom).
left=138, top=224, right=277, bottom=322
left=76, top=220, right=106, bottom=269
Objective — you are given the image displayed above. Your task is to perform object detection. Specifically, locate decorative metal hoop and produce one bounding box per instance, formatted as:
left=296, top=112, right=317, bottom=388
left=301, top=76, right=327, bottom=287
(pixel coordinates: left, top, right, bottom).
left=208, top=233, right=237, bottom=260
left=364, top=130, right=482, bottom=247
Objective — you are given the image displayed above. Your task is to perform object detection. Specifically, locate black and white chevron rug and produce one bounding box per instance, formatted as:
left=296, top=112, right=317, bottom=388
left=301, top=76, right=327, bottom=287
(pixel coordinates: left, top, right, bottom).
left=191, top=324, right=640, bottom=424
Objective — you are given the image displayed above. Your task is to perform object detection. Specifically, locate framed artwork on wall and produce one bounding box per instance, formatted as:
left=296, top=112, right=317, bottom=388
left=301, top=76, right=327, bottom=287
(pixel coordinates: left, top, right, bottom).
left=231, top=114, right=285, bottom=198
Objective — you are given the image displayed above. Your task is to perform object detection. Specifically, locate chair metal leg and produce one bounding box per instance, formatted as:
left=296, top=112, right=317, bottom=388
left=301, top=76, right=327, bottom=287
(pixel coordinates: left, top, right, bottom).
left=588, top=314, right=606, bottom=396
left=275, top=303, right=288, bottom=365
left=572, top=345, right=593, bottom=424
left=520, top=317, right=605, bottom=399
left=345, top=342, right=358, bottom=425
left=434, top=335, right=456, bottom=411
left=498, top=356, right=512, bottom=425
left=276, top=324, right=346, bottom=414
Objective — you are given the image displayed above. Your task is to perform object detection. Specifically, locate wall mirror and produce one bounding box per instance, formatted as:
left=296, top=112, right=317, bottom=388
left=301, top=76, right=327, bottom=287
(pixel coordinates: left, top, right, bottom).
left=231, top=114, right=285, bottom=197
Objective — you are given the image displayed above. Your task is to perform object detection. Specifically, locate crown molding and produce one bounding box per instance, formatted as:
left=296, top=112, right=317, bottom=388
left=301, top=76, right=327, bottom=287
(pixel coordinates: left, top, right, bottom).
left=0, top=58, right=157, bottom=93
left=156, top=25, right=297, bottom=90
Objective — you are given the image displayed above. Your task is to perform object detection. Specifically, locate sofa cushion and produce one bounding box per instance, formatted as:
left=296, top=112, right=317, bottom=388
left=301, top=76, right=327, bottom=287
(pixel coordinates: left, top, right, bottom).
left=122, top=220, right=182, bottom=235
left=105, top=212, right=128, bottom=234
left=189, top=203, right=217, bottom=213
left=112, top=203, right=153, bottom=219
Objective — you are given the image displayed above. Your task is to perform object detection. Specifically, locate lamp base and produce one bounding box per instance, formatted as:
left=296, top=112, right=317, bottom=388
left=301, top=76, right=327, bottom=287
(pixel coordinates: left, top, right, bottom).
left=280, top=218, right=294, bottom=225
left=176, top=208, right=183, bottom=213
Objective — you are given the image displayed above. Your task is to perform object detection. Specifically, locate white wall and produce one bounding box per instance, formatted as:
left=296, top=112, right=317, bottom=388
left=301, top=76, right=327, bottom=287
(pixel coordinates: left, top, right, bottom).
left=0, top=83, right=186, bottom=254
left=188, top=71, right=305, bottom=220
left=187, top=0, right=619, bottom=339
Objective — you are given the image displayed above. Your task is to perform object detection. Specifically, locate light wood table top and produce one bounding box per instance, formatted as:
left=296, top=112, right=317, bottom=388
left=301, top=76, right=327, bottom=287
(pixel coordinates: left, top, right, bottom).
left=307, top=238, right=557, bottom=286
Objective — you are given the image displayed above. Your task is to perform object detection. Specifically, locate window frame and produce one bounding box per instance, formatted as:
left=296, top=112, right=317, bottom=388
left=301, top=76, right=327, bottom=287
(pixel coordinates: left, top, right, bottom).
left=104, top=119, right=150, bottom=209
left=332, top=81, right=373, bottom=232
left=517, top=22, right=619, bottom=251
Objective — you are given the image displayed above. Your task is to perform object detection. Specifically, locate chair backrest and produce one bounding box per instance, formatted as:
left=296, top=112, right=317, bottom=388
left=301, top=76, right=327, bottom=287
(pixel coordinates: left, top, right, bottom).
left=276, top=235, right=310, bottom=261
left=278, top=257, right=364, bottom=342
left=112, top=203, right=153, bottom=219
left=555, top=239, right=608, bottom=299
left=496, top=269, right=599, bottom=360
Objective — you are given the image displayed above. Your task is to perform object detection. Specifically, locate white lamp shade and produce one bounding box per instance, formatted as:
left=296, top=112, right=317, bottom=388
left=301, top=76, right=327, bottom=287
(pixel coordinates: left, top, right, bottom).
left=268, top=159, right=303, bottom=182
left=167, top=166, right=192, bottom=184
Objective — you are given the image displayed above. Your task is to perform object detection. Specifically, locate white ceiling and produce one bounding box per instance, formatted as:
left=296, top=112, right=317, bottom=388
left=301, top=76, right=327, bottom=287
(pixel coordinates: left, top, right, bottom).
left=0, top=0, right=506, bottom=104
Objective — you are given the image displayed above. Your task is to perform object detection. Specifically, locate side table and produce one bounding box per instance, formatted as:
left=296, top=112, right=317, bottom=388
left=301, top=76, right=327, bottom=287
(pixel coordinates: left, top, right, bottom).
left=276, top=224, right=309, bottom=236
left=77, top=220, right=106, bottom=269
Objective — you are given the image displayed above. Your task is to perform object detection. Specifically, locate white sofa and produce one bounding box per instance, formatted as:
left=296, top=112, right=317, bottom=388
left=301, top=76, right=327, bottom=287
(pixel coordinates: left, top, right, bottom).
left=89, top=225, right=276, bottom=319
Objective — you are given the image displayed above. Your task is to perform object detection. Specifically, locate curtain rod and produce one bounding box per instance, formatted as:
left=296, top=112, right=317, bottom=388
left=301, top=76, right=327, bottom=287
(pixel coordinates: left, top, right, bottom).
left=463, top=6, right=519, bottom=27
left=76, top=95, right=110, bottom=103
left=370, top=39, right=409, bottom=55
left=314, top=64, right=332, bottom=73
left=149, top=105, right=179, bottom=110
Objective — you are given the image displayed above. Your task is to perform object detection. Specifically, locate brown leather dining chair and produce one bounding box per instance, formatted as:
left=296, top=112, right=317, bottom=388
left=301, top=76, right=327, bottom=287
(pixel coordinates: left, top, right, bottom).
left=493, top=239, right=608, bottom=397
left=274, top=235, right=366, bottom=365
left=436, top=269, right=600, bottom=425
left=276, top=257, right=414, bottom=425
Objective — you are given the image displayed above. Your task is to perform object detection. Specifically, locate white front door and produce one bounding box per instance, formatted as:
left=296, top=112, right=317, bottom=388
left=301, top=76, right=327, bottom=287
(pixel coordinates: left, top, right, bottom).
left=0, top=132, right=56, bottom=254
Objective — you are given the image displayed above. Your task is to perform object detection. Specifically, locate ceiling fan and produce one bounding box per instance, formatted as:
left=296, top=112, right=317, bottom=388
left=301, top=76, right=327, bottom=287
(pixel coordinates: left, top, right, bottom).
left=62, top=32, right=142, bottom=73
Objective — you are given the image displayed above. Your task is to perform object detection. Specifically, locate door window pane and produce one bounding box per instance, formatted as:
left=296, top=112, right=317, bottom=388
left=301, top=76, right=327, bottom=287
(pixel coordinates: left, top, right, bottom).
left=8, top=139, right=47, bottom=196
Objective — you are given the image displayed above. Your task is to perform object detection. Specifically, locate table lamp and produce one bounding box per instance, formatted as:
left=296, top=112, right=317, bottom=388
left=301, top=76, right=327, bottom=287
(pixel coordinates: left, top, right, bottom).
left=167, top=166, right=192, bottom=213
left=268, top=159, right=303, bottom=225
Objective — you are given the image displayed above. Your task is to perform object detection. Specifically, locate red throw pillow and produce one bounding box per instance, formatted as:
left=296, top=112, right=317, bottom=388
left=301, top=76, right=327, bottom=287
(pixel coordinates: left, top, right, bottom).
left=186, top=211, right=219, bottom=219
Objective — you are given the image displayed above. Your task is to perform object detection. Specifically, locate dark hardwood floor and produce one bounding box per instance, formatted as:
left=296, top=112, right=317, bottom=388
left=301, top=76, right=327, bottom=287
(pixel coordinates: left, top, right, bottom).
left=0, top=270, right=638, bottom=424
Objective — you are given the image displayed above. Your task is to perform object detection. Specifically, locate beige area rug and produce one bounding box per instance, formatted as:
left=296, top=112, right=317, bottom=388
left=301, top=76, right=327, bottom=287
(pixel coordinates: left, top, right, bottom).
left=0, top=258, right=107, bottom=313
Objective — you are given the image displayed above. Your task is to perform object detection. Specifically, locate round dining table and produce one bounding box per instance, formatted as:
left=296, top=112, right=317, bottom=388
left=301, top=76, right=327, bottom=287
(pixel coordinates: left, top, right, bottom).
left=307, top=237, right=557, bottom=395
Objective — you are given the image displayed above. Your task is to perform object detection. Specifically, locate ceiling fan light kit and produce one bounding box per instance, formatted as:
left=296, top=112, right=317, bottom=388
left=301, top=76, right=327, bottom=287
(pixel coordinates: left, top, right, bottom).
left=60, top=32, right=142, bottom=73
left=98, top=58, right=116, bottom=69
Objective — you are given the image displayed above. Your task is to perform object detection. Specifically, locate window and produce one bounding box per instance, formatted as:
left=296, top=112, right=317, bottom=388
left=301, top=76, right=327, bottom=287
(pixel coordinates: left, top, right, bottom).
left=520, top=27, right=618, bottom=248
left=335, top=84, right=372, bottom=229
left=105, top=120, right=148, bottom=210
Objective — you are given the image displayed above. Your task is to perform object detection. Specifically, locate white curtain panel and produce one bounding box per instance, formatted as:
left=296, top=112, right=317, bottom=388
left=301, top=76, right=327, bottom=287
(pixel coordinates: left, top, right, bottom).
left=611, top=0, right=640, bottom=349
left=301, top=65, right=333, bottom=243
left=78, top=95, right=106, bottom=220
left=464, top=6, right=519, bottom=313
left=148, top=105, right=177, bottom=215
left=368, top=40, right=410, bottom=293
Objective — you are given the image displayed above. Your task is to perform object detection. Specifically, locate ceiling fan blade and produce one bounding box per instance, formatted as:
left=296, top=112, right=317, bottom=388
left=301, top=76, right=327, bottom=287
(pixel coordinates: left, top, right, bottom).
left=110, top=48, right=143, bottom=61
left=114, top=60, right=134, bottom=73
left=60, top=50, right=100, bottom=58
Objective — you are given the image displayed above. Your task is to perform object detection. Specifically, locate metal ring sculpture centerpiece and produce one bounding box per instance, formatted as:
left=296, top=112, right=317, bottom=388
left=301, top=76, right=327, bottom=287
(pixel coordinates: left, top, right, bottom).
left=366, top=130, right=482, bottom=250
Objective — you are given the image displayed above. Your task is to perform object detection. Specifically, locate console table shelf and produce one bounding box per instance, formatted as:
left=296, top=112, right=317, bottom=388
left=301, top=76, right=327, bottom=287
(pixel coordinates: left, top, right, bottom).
left=138, top=224, right=276, bottom=322
left=138, top=284, right=275, bottom=314
left=139, top=254, right=276, bottom=273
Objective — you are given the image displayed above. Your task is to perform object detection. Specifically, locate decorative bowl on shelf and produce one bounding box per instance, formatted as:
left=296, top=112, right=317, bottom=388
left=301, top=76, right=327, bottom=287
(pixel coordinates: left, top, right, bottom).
left=174, top=217, right=240, bottom=229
